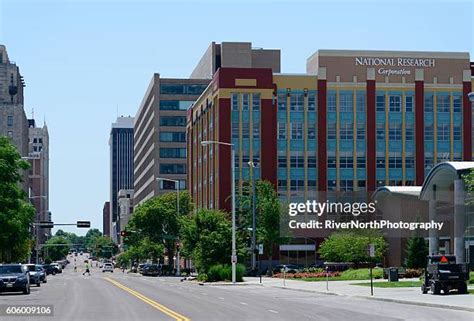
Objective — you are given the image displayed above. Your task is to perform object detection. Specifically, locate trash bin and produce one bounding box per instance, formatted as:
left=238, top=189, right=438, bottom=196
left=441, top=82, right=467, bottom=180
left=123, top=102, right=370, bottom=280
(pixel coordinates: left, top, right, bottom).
left=388, top=267, right=399, bottom=282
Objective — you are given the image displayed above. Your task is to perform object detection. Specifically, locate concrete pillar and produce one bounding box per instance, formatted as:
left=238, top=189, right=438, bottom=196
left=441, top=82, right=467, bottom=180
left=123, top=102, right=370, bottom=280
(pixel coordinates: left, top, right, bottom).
left=428, top=200, right=439, bottom=255
left=454, top=179, right=466, bottom=263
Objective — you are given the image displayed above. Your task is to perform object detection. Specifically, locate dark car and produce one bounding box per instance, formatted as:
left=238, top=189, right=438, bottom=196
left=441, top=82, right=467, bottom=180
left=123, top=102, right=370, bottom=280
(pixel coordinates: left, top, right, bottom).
left=0, top=264, right=30, bottom=294
left=25, top=264, right=43, bottom=287
left=41, top=264, right=56, bottom=276
left=141, top=264, right=160, bottom=276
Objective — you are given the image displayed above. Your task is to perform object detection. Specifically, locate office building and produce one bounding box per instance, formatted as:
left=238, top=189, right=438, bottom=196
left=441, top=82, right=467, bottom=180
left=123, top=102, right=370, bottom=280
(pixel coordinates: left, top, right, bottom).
left=103, top=201, right=110, bottom=237
left=109, top=116, right=134, bottom=242
left=117, top=189, right=134, bottom=244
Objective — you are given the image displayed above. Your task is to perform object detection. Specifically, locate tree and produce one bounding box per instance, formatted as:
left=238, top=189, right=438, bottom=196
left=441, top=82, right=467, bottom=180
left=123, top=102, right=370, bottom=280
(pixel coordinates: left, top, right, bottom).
left=319, top=230, right=387, bottom=264
left=463, top=168, right=474, bottom=205
left=405, top=234, right=428, bottom=269
left=89, top=236, right=116, bottom=259
left=0, top=137, right=35, bottom=262
left=84, top=228, right=102, bottom=250
left=44, top=235, right=71, bottom=261
left=181, top=209, right=232, bottom=273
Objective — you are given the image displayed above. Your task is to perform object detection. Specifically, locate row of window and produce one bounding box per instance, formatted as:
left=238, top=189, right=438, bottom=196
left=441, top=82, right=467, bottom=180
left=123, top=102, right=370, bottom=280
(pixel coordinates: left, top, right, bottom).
left=277, top=122, right=316, bottom=140
left=160, top=100, right=193, bottom=111
left=160, top=84, right=207, bottom=95
left=231, top=122, right=260, bottom=139
left=231, top=93, right=261, bottom=111
left=277, top=92, right=317, bottom=112
left=159, top=132, right=186, bottom=142
left=278, top=156, right=317, bottom=168
left=159, top=148, right=186, bottom=158
left=160, top=116, right=186, bottom=127
left=160, top=163, right=186, bottom=174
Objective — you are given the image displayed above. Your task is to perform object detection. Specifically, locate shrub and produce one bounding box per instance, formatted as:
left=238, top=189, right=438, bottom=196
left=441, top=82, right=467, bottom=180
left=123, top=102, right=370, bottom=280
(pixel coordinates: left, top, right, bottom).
left=197, top=273, right=208, bottom=282
left=404, top=268, right=423, bottom=278
left=206, top=264, right=245, bottom=282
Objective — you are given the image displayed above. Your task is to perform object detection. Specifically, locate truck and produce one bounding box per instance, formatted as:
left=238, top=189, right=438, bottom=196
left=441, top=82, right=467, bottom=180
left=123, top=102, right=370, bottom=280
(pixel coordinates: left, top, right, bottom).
left=421, top=255, right=469, bottom=295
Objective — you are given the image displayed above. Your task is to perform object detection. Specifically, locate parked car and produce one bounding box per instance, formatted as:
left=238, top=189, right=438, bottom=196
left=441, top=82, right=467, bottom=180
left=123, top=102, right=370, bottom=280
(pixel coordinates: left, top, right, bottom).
left=50, top=263, right=62, bottom=274
left=141, top=264, right=160, bottom=276
left=138, top=264, right=146, bottom=274
left=25, top=264, right=42, bottom=287
left=41, top=264, right=56, bottom=275
left=272, top=264, right=300, bottom=274
left=0, top=264, right=30, bottom=294
left=102, top=263, right=114, bottom=273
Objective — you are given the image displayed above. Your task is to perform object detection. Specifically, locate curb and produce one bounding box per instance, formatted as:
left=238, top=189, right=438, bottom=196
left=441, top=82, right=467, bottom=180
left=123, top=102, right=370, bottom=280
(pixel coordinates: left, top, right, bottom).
left=264, top=284, right=474, bottom=312
left=197, top=282, right=263, bottom=286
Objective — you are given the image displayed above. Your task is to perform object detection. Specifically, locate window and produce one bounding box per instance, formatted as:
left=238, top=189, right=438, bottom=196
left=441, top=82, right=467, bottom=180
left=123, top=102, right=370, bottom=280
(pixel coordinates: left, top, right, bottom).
left=453, top=94, right=462, bottom=113
left=159, top=100, right=192, bottom=111
left=290, top=153, right=305, bottom=168
left=232, top=122, right=239, bottom=139
left=308, top=123, right=316, bottom=139
left=308, top=180, right=317, bottom=191
left=290, top=180, right=305, bottom=192
left=231, top=93, right=239, bottom=111
left=340, top=180, right=354, bottom=192
left=186, top=84, right=208, bottom=95
left=340, top=122, right=353, bottom=140
left=388, top=124, right=402, bottom=140
left=357, top=123, right=365, bottom=140
left=161, top=179, right=186, bottom=190
left=160, top=116, right=186, bottom=126
left=278, top=122, right=287, bottom=139
left=437, top=94, right=450, bottom=113
left=242, top=94, right=249, bottom=111
left=291, top=122, right=303, bottom=140
left=357, top=156, right=366, bottom=168
left=328, top=156, right=337, bottom=168
left=159, top=132, right=186, bottom=142
left=437, top=123, right=450, bottom=141
left=160, top=164, right=186, bottom=174
left=453, top=125, right=462, bottom=140
left=327, top=93, right=336, bottom=112
left=405, top=95, right=414, bottom=112
left=339, top=93, right=353, bottom=112
left=406, top=157, right=414, bottom=169
left=242, top=122, right=250, bottom=139
left=376, top=123, right=385, bottom=140
left=389, top=95, right=401, bottom=112
left=339, top=153, right=353, bottom=168
left=405, top=124, right=414, bottom=141
left=278, top=155, right=287, bottom=168
left=425, top=156, right=434, bottom=170
left=388, top=153, right=402, bottom=168
left=328, top=180, right=337, bottom=191
left=253, top=122, right=260, bottom=139
left=376, top=95, right=385, bottom=112
left=424, top=124, right=434, bottom=141
left=278, top=92, right=287, bottom=111
left=376, top=156, right=385, bottom=168
left=252, top=93, right=260, bottom=111
left=7, top=116, right=13, bottom=127
left=290, top=93, right=304, bottom=111
left=356, top=92, right=366, bottom=112
left=424, top=94, right=434, bottom=112
left=308, top=156, right=317, bottom=168
left=308, top=92, right=316, bottom=111
left=159, top=148, right=186, bottom=158
left=160, top=84, right=185, bottom=94
left=278, top=180, right=287, bottom=192
left=328, top=122, right=336, bottom=140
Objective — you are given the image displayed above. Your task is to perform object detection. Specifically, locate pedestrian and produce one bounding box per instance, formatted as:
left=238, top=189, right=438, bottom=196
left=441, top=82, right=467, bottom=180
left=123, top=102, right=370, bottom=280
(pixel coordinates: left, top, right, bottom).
left=83, top=262, right=91, bottom=276
left=74, top=264, right=77, bottom=272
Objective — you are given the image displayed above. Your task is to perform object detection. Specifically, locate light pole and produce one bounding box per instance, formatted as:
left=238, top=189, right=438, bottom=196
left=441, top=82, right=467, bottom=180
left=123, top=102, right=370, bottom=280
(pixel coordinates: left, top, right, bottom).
left=248, top=161, right=258, bottom=271
left=201, top=140, right=237, bottom=284
left=28, top=195, right=47, bottom=264
left=156, top=177, right=180, bottom=276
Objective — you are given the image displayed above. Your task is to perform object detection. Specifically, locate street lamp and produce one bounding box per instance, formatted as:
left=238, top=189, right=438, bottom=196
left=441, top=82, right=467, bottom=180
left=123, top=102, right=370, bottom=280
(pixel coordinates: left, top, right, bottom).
left=248, top=161, right=259, bottom=271
left=201, top=140, right=237, bottom=284
left=156, top=177, right=181, bottom=276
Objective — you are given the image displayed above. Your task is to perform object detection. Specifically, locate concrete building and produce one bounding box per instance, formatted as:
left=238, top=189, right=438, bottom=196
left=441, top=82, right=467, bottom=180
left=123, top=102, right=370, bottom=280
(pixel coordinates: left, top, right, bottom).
left=117, top=189, right=134, bottom=245
left=133, top=74, right=209, bottom=207
left=109, top=116, right=134, bottom=242
left=103, top=201, right=110, bottom=237
left=0, top=45, right=24, bottom=105
left=28, top=119, right=50, bottom=246
left=191, top=42, right=281, bottom=79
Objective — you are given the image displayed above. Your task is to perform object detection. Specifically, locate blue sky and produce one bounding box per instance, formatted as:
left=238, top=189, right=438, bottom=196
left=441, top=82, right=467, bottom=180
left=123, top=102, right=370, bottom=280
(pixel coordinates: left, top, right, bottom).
left=0, top=0, right=472, bottom=235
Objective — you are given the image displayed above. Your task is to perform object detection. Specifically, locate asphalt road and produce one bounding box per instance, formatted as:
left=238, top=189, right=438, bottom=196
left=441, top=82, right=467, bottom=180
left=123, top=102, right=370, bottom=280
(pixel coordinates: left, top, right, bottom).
left=0, top=255, right=472, bottom=321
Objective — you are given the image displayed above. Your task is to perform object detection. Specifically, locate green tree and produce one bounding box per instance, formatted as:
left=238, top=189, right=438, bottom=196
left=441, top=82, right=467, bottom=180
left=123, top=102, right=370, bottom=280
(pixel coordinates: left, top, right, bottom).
left=181, top=209, right=232, bottom=273
left=463, top=168, right=474, bottom=205
left=319, top=230, right=387, bottom=264
left=90, top=236, right=116, bottom=259
left=404, top=235, right=428, bottom=269
left=44, top=235, right=71, bottom=261
left=0, top=137, right=35, bottom=262
left=84, top=228, right=102, bottom=250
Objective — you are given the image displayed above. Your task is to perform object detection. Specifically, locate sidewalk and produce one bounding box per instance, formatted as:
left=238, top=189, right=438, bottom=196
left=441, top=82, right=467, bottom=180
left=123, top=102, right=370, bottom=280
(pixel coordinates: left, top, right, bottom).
left=243, top=277, right=474, bottom=312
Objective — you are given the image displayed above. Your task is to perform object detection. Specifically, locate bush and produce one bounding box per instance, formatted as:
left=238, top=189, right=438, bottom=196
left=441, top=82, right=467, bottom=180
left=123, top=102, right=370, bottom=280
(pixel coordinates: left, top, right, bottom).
left=206, top=264, right=245, bottom=282
left=197, top=273, right=208, bottom=282
left=404, top=268, right=423, bottom=278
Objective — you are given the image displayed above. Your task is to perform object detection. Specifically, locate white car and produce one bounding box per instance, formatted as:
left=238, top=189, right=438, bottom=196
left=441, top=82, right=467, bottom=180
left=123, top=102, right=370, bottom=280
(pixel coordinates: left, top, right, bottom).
left=102, top=263, right=114, bottom=273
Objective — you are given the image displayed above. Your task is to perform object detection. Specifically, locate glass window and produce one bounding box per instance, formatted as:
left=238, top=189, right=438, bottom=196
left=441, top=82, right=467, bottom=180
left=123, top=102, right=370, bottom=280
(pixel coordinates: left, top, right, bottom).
left=356, top=92, right=366, bottom=112
left=252, top=93, right=260, bottom=111
left=405, top=157, right=414, bottom=169
left=388, top=124, right=402, bottom=140
left=290, top=180, right=305, bottom=192
left=339, top=152, right=353, bottom=168
left=389, top=95, right=401, bottom=112
left=357, top=123, right=365, bottom=140
left=278, top=92, right=287, bottom=111
left=328, top=156, right=337, bottom=168
left=327, top=93, right=336, bottom=112
left=340, top=180, right=353, bottom=192
left=405, top=95, right=414, bottom=112
left=308, top=123, right=316, bottom=139
left=231, top=93, right=239, bottom=111
left=388, top=153, right=402, bottom=168
left=308, top=180, right=317, bottom=191
left=291, top=122, right=303, bottom=140
left=437, top=94, right=450, bottom=113
left=7, top=116, right=13, bottom=127
left=453, top=94, right=462, bottom=113
left=357, top=156, right=366, bottom=168
left=376, top=95, right=385, bottom=112
left=453, top=125, right=462, bottom=140
left=376, top=123, right=385, bottom=140
left=376, top=156, right=385, bottom=168
left=290, top=93, right=304, bottom=111
left=405, top=124, right=414, bottom=141
left=308, top=156, right=317, bottom=168
left=278, top=122, right=287, bottom=139
left=160, top=84, right=185, bottom=95
left=424, top=123, right=434, bottom=141
left=328, top=180, right=337, bottom=191
left=242, top=122, right=250, bottom=139
left=160, top=116, right=186, bottom=126
left=160, top=164, right=186, bottom=174
left=308, top=92, right=316, bottom=111
left=159, top=100, right=191, bottom=110
left=290, top=153, right=305, bottom=168
left=159, top=132, right=186, bottom=142
left=437, top=123, right=450, bottom=141
left=328, top=122, right=336, bottom=140
left=242, top=94, right=249, bottom=111
left=424, top=93, right=434, bottom=113
left=159, top=148, right=186, bottom=158
left=340, top=122, right=353, bottom=140
left=425, top=156, right=434, bottom=170
left=278, top=155, right=287, bottom=168
left=253, top=122, right=260, bottom=139
left=186, top=84, right=207, bottom=95
left=339, top=93, right=353, bottom=112
left=232, top=122, right=239, bottom=139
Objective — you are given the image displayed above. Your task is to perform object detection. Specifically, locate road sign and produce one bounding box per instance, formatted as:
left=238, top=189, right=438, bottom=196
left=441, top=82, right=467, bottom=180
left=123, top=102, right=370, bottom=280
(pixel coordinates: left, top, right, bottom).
left=258, top=244, right=264, bottom=255
left=368, top=244, right=375, bottom=258
left=38, top=221, right=54, bottom=228
left=76, top=221, right=91, bottom=228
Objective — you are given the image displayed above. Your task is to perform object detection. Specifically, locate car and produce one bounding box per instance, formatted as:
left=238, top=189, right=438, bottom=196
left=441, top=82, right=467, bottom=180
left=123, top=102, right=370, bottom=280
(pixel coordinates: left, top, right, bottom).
left=25, top=264, right=43, bottom=287
left=0, top=264, right=30, bottom=294
left=41, top=264, right=56, bottom=275
left=272, top=264, right=300, bottom=274
left=141, top=264, right=160, bottom=276
left=138, top=264, right=146, bottom=274
left=102, top=263, right=114, bottom=273
left=36, top=265, right=47, bottom=283
left=50, top=263, right=62, bottom=274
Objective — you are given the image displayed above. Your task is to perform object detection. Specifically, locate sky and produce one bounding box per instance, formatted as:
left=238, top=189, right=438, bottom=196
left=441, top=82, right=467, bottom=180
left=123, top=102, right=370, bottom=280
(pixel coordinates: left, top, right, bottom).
left=0, top=0, right=472, bottom=235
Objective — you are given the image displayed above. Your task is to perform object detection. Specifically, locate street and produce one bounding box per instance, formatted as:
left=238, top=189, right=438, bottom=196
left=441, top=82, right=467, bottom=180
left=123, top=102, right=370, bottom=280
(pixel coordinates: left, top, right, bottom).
left=0, top=255, right=471, bottom=321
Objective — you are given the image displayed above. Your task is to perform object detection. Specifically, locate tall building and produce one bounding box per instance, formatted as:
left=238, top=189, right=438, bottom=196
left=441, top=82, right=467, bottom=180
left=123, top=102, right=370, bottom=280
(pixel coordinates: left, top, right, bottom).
left=117, top=189, right=134, bottom=245
left=0, top=45, right=25, bottom=105
left=103, top=201, right=110, bottom=237
left=28, top=119, right=50, bottom=246
left=109, top=116, right=134, bottom=242
left=133, top=74, right=209, bottom=207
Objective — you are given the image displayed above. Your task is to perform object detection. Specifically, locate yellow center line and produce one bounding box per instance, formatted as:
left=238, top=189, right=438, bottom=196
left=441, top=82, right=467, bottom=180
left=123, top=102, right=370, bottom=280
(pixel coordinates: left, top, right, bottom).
left=104, top=277, right=190, bottom=321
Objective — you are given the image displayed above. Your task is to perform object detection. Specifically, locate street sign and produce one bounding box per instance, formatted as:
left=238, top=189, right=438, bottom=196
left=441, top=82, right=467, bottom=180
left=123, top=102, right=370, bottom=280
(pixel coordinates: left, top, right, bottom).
left=258, top=244, right=264, bottom=255
left=76, top=221, right=91, bottom=228
left=38, top=221, right=54, bottom=228
left=368, top=244, right=375, bottom=258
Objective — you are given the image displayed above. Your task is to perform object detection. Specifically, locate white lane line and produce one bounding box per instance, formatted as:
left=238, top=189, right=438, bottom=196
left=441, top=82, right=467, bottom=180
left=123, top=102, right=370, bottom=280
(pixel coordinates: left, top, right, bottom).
left=240, top=302, right=248, bottom=305
left=218, top=297, right=224, bottom=300
left=268, top=310, right=279, bottom=314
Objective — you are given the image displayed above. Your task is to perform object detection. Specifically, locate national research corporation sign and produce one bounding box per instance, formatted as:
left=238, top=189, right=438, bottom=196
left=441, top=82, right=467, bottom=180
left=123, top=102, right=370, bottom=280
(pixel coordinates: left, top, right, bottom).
left=355, top=56, right=436, bottom=76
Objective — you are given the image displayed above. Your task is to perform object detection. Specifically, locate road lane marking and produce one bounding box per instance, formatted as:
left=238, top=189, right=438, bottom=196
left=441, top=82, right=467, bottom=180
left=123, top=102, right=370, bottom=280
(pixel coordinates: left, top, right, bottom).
left=104, top=277, right=190, bottom=321
left=268, top=310, right=279, bottom=314
left=240, top=302, right=248, bottom=305
left=218, top=297, right=224, bottom=300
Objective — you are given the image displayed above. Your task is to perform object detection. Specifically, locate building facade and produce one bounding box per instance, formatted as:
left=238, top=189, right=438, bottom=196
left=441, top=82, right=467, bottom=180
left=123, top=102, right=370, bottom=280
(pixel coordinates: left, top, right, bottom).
left=188, top=50, right=473, bottom=213
left=109, top=116, right=134, bottom=242
left=117, top=189, right=134, bottom=245
left=103, top=201, right=110, bottom=237
left=133, top=74, right=209, bottom=207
